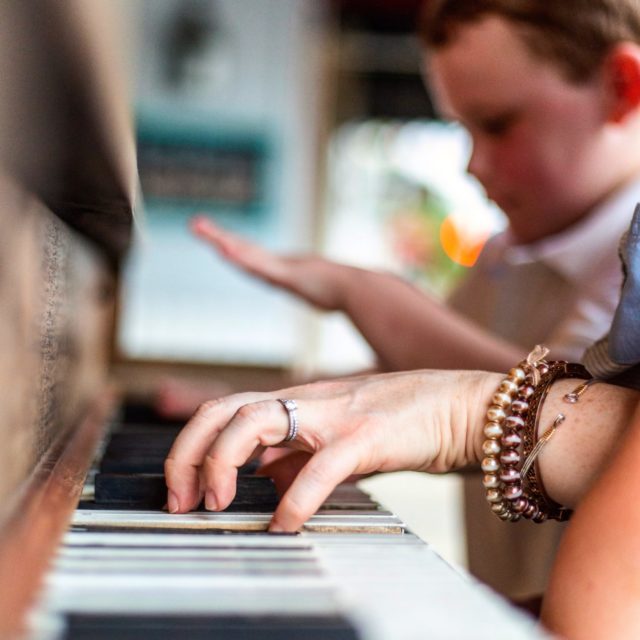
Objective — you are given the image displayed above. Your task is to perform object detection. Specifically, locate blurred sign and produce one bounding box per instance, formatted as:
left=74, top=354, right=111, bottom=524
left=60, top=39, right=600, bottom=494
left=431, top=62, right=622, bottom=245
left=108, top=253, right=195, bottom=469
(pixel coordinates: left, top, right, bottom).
left=138, top=128, right=266, bottom=210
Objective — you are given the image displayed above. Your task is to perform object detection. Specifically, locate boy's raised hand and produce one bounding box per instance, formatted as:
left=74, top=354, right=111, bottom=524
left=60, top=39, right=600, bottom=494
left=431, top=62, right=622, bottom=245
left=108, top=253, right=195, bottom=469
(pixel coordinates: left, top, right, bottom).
left=191, top=216, right=349, bottom=311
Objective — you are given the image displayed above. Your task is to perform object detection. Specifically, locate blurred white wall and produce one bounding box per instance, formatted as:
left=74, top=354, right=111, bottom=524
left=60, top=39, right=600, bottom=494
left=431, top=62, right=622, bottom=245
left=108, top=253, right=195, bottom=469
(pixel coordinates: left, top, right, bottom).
left=118, top=0, right=329, bottom=365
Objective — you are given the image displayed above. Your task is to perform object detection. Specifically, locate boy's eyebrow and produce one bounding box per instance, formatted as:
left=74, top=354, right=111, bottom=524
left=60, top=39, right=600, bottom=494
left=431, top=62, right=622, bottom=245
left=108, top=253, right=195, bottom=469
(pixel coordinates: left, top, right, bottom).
left=434, top=92, right=523, bottom=126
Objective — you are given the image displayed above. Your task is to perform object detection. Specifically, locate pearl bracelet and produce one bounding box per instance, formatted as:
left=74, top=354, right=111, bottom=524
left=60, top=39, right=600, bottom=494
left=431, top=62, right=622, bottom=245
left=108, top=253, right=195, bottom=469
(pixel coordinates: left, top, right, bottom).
left=482, top=346, right=549, bottom=522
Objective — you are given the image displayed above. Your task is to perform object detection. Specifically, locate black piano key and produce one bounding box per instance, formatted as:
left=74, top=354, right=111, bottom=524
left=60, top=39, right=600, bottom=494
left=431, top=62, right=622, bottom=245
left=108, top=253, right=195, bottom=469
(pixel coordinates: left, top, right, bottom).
left=99, top=457, right=166, bottom=474
left=93, top=474, right=279, bottom=512
left=100, top=453, right=260, bottom=476
left=120, top=401, right=185, bottom=428
left=98, top=428, right=260, bottom=475
left=99, top=461, right=261, bottom=476
left=106, top=431, right=180, bottom=449
left=319, top=485, right=379, bottom=511
left=99, top=458, right=260, bottom=475
left=98, top=430, right=175, bottom=473
left=63, top=614, right=361, bottom=640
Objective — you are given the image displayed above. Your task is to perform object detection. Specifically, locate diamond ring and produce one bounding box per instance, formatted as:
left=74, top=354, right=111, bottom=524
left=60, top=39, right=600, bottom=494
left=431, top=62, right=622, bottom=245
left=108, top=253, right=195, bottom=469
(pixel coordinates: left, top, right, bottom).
left=277, top=399, right=299, bottom=443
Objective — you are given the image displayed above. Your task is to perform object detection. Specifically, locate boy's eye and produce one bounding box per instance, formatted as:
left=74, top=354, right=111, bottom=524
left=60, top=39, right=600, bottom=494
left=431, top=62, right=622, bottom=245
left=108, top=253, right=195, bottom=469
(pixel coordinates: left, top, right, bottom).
left=479, top=113, right=516, bottom=136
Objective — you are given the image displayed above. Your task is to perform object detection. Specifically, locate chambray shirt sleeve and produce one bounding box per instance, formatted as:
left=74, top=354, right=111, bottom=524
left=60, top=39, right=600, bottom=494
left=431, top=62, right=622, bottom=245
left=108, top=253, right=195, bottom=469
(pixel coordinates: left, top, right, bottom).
left=609, top=205, right=640, bottom=363
left=584, top=203, right=640, bottom=387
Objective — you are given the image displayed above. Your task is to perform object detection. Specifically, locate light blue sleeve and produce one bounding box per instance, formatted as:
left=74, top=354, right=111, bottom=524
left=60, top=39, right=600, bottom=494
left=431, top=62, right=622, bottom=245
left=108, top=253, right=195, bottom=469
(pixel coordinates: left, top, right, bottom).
left=609, top=203, right=640, bottom=365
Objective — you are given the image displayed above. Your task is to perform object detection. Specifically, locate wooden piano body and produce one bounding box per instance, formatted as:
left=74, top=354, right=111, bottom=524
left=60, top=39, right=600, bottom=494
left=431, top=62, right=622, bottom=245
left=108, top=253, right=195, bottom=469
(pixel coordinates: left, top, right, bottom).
left=0, top=3, right=546, bottom=638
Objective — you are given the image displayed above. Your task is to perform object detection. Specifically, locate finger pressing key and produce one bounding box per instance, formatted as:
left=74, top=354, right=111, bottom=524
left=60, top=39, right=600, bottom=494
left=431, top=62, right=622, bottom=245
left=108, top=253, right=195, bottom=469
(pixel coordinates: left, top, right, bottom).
left=269, top=443, right=361, bottom=532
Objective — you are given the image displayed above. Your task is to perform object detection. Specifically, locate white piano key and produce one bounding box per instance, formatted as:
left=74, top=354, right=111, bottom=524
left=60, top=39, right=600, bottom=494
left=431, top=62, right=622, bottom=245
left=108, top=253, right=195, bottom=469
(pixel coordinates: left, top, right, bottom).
left=58, top=547, right=313, bottom=561
left=63, top=530, right=312, bottom=549
left=71, top=509, right=405, bottom=533
left=52, top=558, right=321, bottom=576
left=40, top=578, right=340, bottom=616
left=314, top=539, right=549, bottom=640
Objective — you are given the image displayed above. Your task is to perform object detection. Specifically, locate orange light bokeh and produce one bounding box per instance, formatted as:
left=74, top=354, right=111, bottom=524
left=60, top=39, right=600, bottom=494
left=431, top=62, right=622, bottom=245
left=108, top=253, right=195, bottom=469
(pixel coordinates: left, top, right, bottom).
left=439, top=215, right=488, bottom=268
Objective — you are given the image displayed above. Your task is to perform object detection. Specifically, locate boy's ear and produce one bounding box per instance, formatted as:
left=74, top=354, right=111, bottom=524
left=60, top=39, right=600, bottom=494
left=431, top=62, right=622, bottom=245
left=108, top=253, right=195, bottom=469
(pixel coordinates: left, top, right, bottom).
left=606, top=43, right=640, bottom=123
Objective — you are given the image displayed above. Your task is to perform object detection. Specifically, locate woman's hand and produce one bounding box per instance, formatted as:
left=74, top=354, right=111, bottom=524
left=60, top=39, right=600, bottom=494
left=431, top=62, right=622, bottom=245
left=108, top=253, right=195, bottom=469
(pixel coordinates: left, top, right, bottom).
left=164, top=369, right=497, bottom=532
left=191, top=216, right=350, bottom=310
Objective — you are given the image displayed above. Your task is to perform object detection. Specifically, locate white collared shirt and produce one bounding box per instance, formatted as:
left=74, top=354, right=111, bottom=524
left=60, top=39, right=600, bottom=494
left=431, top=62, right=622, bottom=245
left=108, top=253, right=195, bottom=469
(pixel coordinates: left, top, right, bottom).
left=448, top=179, right=640, bottom=361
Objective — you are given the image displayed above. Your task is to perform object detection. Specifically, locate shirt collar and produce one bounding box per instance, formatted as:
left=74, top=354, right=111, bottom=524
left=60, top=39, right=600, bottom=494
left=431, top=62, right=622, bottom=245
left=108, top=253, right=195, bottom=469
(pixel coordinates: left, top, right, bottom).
left=501, top=179, right=640, bottom=283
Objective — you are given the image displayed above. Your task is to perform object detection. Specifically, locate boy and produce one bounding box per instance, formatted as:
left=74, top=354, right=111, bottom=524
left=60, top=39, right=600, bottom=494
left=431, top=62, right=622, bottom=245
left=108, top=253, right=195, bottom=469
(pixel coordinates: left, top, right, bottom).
left=190, top=0, right=640, bottom=599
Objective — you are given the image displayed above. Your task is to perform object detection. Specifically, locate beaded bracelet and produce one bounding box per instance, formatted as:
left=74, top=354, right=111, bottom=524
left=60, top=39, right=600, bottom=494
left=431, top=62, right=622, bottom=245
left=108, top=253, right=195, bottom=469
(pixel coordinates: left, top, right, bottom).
left=481, top=346, right=549, bottom=522
left=519, top=362, right=592, bottom=522
left=482, top=346, right=592, bottom=523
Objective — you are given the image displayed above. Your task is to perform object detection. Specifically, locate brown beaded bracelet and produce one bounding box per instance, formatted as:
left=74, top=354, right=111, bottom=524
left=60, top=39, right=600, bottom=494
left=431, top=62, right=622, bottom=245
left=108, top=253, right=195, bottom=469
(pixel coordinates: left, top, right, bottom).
left=519, top=362, right=591, bottom=522
left=483, top=346, right=592, bottom=523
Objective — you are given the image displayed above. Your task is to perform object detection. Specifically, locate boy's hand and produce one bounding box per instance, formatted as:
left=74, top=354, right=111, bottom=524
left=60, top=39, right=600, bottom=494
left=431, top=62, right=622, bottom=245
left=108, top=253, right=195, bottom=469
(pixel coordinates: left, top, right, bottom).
left=191, top=216, right=348, bottom=311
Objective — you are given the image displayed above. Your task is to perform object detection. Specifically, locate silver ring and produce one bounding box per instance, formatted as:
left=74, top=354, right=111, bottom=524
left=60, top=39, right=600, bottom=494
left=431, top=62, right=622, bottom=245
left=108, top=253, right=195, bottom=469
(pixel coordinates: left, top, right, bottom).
left=277, top=399, right=299, bottom=442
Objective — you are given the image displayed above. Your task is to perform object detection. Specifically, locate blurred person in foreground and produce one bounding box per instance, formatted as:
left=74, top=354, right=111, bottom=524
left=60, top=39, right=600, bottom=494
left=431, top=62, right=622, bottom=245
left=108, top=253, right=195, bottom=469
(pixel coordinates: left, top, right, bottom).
left=170, top=0, right=640, bottom=607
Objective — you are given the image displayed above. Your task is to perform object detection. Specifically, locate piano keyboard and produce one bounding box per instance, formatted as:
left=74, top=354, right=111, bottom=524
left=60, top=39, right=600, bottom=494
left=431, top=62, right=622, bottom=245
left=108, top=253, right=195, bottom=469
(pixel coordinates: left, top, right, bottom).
left=28, top=409, right=549, bottom=639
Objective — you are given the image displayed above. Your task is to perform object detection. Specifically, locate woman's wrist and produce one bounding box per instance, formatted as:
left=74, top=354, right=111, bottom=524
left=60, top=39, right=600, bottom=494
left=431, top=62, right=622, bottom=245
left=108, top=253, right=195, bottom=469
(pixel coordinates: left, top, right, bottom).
left=427, top=370, right=502, bottom=472
left=469, top=371, right=504, bottom=466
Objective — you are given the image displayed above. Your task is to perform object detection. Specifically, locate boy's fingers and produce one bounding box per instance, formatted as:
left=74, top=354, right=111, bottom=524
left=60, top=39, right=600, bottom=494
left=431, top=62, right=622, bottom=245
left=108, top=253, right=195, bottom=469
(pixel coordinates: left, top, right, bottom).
left=191, top=215, right=290, bottom=284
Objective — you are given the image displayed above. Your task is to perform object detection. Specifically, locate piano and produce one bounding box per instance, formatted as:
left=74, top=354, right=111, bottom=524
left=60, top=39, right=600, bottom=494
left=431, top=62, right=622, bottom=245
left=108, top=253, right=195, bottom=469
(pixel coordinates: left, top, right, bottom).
left=0, top=3, right=547, bottom=638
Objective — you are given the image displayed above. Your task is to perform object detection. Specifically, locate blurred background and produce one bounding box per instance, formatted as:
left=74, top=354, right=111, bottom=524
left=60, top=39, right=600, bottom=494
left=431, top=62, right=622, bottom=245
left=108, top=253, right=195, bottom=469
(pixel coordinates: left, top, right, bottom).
left=114, top=0, right=506, bottom=569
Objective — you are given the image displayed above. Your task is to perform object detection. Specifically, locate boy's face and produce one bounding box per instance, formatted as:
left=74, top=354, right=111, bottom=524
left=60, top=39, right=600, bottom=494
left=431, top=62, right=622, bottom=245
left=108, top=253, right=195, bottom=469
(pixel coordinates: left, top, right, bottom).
left=428, top=16, right=614, bottom=243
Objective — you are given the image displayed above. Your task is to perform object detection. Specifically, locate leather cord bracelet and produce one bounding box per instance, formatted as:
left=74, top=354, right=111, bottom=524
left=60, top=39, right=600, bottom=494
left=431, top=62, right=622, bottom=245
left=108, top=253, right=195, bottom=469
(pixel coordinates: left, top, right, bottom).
left=483, top=346, right=592, bottom=523
left=519, top=361, right=591, bottom=522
